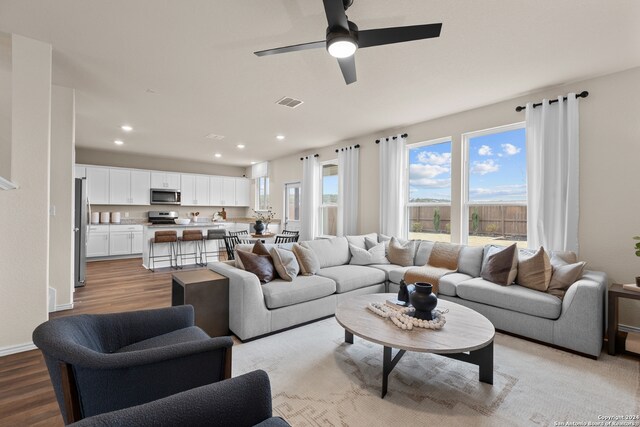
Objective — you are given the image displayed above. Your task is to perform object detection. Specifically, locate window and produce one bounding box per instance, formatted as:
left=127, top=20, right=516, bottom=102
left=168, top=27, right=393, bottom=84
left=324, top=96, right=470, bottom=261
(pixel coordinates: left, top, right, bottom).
left=320, top=161, right=338, bottom=236
left=256, top=176, right=270, bottom=210
left=406, top=138, right=452, bottom=242
left=463, top=123, right=527, bottom=248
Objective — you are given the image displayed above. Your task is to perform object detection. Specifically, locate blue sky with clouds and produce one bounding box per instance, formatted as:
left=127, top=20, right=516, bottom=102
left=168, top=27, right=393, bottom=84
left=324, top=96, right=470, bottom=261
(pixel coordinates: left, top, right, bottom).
left=409, top=127, right=527, bottom=202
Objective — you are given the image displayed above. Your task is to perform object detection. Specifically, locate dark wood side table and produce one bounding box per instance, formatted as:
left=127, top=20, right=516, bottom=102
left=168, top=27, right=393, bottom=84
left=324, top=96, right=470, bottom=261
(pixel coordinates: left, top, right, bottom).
left=172, top=270, right=229, bottom=337
left=607, top=283, right=640, bottom=355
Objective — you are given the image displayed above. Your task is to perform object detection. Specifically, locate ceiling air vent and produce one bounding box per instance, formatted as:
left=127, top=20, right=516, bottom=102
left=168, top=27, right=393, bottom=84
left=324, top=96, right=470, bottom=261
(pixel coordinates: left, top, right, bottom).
left=275, top=96, right=303, bottom=108
left=205, top=133, right=225, bottom=140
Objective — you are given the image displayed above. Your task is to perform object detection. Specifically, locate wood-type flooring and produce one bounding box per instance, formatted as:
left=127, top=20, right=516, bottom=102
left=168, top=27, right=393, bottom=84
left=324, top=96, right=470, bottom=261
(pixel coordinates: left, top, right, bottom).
left=0, top=258, right=176, bottom=426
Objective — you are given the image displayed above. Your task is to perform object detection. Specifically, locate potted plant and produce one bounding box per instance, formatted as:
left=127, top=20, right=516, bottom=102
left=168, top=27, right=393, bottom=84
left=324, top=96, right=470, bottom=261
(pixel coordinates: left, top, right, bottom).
left=634, top=236, right=640, bottom=286
left=252, top=207, right=274, bottom=235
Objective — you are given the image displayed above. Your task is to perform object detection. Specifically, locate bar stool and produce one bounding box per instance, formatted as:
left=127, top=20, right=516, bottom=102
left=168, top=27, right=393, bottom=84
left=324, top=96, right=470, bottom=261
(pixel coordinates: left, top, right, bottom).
left=149, top=230, right=178, bottom=272
left=178, top=229, right=205, bottom=268
left=201, top=229, right=227, bottom=264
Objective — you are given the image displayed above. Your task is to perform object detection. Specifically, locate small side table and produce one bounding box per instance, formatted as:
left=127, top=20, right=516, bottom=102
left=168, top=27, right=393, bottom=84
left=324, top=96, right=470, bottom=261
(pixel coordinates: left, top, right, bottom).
left=607, top=283, right=640, bottom=355
left=172, top=270, right=229, bottom=337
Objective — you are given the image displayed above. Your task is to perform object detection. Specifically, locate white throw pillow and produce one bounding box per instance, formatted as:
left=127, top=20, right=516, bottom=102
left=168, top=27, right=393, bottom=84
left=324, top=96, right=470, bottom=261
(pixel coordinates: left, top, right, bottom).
left=349, top=242, right=389, bottom=265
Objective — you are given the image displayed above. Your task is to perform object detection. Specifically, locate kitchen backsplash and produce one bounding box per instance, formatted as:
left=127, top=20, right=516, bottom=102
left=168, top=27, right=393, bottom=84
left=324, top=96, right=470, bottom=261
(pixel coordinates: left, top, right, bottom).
left=90, top=205, right=251, bottom=223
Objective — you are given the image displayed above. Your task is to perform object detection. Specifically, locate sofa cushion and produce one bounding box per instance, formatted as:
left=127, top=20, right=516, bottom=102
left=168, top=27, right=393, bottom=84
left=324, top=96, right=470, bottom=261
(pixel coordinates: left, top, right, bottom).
left=387, top=237, right=416, bottom=267
left=427, top=242, right=462, bottom=270
left=388, top=266, right=414, bottom=284
left=262, top=276, right=337, bottom=309
left=116, top=326, right=209, bottom=353
left=292, top=244, right=320, bottom=276
left=458, top=245, right=484, bottom=277
left=301, top=237, right=350, bottom=268
left=367, top=264, right=405, bottom=281
left=481, top=244, right=518, bottom=286
left=456, top=277, right=562, bottom=319
left=317, top=265, right=386, bottom=293
left=517, top=247, right=552, bottom=291
left=547, top=260, right=586, bottom=299
left=270, top=247, right=300, bottom=282
left=349, top=242, right=389, bottom=265
left=236, top=250, right=276, bottom=283
left=346, top=233, right=378, bottom=250
left=414, top=241, right=434, bottom=266
left=438, top=272, right=473, bottom=297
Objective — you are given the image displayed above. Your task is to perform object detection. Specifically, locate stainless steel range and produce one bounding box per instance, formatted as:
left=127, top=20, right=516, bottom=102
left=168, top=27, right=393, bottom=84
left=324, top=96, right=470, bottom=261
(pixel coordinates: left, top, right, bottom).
left=148, top=211, right=179, bottom=224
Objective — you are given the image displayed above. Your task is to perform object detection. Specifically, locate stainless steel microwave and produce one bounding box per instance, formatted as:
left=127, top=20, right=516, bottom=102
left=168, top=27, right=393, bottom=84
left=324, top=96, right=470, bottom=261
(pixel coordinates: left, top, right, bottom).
left=150, top=188, right=181, bottom=205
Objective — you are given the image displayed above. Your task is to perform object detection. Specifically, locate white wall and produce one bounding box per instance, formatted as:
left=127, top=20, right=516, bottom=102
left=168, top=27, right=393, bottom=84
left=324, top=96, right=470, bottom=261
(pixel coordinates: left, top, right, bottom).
left=0, top=32, right=11, bottom=180
left=0, top=34, right=51, bottom=355
left=49, top=85, right=75, bottom=311
left=267, top=66, right=640, bottom=327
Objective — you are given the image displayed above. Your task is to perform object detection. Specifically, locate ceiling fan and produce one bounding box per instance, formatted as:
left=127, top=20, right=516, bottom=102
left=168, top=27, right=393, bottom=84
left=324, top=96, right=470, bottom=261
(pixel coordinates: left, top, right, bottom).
left=254, top=0, right=442, bottom=85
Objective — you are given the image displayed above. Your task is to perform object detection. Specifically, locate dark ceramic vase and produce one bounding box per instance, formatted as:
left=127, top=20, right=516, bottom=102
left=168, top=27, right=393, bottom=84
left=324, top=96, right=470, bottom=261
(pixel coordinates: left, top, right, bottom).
left=410, top=282, right=438, bottom=320
left=254, top=221, right=265, bottom=235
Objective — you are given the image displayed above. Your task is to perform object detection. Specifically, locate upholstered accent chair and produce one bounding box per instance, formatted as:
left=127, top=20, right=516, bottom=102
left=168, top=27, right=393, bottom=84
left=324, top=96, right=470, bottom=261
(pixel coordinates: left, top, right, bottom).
left=33, top=305, right=233, bottom=424
left=68, top=370, right=290, bottom=427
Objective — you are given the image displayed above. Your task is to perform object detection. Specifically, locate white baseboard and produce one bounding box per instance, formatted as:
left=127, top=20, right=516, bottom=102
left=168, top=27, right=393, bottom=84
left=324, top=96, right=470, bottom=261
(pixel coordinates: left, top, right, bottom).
left=0, top=342, right=37, bottom=357
left=55, top=303, right=74, bottom=311
left=619, top=324, right=640, bottom=334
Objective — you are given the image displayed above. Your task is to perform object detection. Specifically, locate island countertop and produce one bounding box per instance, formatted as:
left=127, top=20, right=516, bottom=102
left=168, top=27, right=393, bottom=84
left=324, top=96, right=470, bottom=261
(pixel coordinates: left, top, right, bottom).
left=143, top=218, right=281, bottom=228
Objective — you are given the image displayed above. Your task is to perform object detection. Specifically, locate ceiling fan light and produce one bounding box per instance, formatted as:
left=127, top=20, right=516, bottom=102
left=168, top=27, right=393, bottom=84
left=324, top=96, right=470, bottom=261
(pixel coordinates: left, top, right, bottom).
left=327, top=37, right=357, bottom=58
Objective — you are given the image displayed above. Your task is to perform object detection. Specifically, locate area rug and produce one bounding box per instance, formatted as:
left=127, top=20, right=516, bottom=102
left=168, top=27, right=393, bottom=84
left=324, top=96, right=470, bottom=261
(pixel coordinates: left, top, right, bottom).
left=233, top=318, right=640, bottom=427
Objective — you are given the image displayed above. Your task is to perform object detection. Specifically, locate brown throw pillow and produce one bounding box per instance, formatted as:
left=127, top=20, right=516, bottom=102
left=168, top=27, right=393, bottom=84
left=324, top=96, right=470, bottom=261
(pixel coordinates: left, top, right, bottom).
left=270, top=247, right=300, bottom=282
left=481, top=243, right=518, bottom=286
left=236, top=250, right=276, bottom=283
left=547, top=260, right=586, bottom=299
left=292, top=243, right=320, bottom=276
left=387, top=237, right=415, bottom=267
left=516, top=247, right=552, bottom=291
left=236, top=240, right=272, bottom=270
left=428, top=242, right=461, bottom=270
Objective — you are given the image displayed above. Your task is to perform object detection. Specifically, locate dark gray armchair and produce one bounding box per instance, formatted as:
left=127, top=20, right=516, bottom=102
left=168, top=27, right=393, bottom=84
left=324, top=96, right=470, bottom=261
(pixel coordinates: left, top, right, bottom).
left=33, top=305, right=233, bottom=425
left=68, top=370, right=290, bottom=427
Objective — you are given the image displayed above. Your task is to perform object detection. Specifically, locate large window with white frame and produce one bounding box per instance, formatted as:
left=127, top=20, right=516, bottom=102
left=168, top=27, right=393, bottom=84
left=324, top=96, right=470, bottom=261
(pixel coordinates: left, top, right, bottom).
left=319, top=160, right=338, bottom=236
left=406, top=137, right=453, bottom=242
left=462, top=123, right=527, bottom=248
left=256, top=176, right=270, bottom=210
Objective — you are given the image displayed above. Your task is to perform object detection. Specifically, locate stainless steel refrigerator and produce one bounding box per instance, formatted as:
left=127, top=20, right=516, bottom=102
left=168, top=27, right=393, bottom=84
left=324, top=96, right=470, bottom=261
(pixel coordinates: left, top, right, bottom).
left=74, top=178, right=88, bottom=287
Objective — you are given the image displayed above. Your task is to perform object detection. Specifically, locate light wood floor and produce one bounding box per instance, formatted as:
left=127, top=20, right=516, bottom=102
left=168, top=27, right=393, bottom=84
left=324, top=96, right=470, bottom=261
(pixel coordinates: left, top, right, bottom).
left=0, top=258, right=176, bottom=426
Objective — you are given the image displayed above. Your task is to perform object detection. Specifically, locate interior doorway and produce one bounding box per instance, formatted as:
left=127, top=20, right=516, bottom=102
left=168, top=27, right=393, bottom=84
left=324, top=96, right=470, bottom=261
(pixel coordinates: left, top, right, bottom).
left=283, top=182, right=301, bottom=232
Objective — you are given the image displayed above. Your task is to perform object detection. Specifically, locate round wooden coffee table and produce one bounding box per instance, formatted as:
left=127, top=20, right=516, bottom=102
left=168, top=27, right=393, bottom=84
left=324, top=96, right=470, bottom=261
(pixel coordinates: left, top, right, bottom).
left=335, top=293, right=495, bottom=398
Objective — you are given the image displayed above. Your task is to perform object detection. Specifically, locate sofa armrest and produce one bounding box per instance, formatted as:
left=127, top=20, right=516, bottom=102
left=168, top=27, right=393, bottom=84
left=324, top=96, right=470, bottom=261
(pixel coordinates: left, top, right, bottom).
left=209, top=262, right=272, bottom=340
left=561, top=270, right=607, bottom=316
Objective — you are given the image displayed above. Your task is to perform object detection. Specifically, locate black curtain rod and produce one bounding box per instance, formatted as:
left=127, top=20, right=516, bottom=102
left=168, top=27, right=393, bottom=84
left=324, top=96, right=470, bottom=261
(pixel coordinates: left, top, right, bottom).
left=515, top=91, right=588, bottom=112
left=299, top=154, right=319, bottom=161
left=335, top=144, right=360, bottom=153
left=375, top=133, right=408, bottom=144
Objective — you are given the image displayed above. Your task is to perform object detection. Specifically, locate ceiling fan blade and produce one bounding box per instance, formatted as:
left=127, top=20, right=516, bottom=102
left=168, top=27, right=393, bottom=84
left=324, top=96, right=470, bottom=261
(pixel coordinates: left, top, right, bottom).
left=254, top=40, right=325, bottom=57
left=337, top=56, right=357, bottom=85
left=358, top=23, right=442, bottom=49
left=322, top=0, right=349, bottom=30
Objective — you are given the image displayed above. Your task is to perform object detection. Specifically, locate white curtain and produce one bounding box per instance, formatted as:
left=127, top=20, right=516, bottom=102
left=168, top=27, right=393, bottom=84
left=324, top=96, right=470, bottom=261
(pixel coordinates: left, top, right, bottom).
left=526, top=94, right=580, bottom=252
left=337, top=147, right=359, bottom=236
left=300, top=156, right=319, bottom=241
left=379, top=134, right=407, bottom=238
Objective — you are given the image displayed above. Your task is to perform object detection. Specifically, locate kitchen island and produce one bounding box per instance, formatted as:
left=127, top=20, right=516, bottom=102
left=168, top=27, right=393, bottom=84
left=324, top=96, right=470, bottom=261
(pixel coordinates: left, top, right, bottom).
left=142, top=219, right=280, bottom=269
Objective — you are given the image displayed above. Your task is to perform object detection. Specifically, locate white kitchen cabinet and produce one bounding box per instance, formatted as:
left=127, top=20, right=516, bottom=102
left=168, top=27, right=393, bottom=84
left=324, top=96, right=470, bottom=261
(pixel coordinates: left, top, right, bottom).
left=151, top=172, right=181, bottom=190
left=86, top=167, right=110, bottom=205
left=235, top=178, right=251, bottom=206
left=109, top=168, right=150, bottom=205
left=87, top=225, right=110, bottom=257
left=181, top=174, right=209, bottom=206
left=209, top=176, right=223, bottom=206
left=222, top=178, right=235, bottom=206
left=109, top=225, right=143, bottom=255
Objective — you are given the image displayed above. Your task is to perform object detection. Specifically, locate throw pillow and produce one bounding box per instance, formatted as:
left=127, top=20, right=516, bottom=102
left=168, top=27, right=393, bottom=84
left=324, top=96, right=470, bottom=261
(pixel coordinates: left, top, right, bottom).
left=236, top=250, right=276, bottom=283
left=292, top=243, right=321, bottom=276
left=547, top=260, right=586, bottom=299
left=349, top=242, right=389, bottom=265
left=235, top=240, right=272, bottom=270
left=346, top=233, right=378, bottom=250
left=480, top=243, right=518, bottom=286
left=516, top=247, right=552, bottom=291
left=428, top=242, right=461, bottom=270
left=270, top=247, right=300, bottom=282
left=364, top=236, right=379, bottom=250
left=387, top=237, right=416, bottom=267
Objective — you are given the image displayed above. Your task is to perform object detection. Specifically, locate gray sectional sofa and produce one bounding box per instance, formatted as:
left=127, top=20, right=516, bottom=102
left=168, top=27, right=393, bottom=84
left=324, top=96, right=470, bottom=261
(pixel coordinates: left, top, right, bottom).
left=209, top=233, right=607, bottom=357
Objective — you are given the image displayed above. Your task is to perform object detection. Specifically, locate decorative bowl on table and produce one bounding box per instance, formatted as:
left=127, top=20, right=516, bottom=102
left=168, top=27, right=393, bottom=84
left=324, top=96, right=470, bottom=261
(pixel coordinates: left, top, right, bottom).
left=174, top=218, right=191, bottom=225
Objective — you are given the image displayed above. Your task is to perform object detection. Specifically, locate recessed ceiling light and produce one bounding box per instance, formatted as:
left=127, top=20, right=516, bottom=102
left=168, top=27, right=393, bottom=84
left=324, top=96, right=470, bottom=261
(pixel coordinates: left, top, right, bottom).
left=214, top=153, right=222, bottom=158
left=276, top=135, right=285, bottom=140
left=121, top=125, right=133, bottom=132
left=114, top=140, right=124, bottom=145
left=250, top=161, right=257, bottom=165
left=237, top=144, right=245, bottom=149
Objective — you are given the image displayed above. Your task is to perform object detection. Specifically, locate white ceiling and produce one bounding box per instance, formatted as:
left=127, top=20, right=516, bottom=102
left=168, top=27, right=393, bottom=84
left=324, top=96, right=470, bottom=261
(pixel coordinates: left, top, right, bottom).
left=0, top=0, right=639, bottom=166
